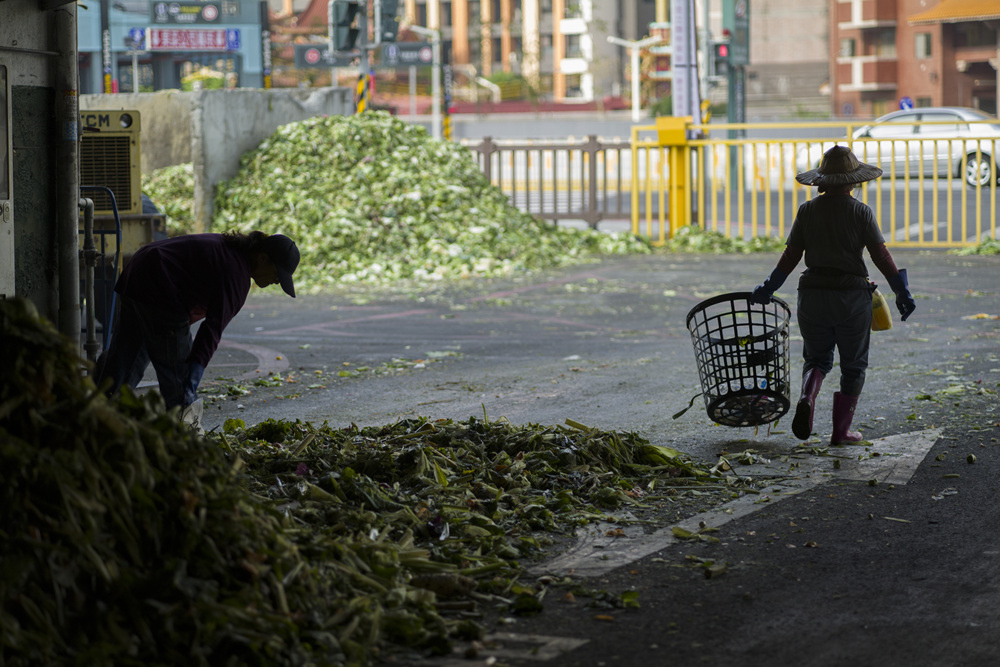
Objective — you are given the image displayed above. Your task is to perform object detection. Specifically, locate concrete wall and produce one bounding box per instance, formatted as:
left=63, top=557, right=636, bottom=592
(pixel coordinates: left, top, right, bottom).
left=81, top=86, right=354, bottom=231
left=2, top=0, right=62, bottom=319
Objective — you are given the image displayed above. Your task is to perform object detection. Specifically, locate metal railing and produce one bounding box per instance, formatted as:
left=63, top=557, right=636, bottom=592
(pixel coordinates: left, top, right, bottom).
left=464, top=118, right=999, bottom=248
left=464, top=135, right=633, bottom=228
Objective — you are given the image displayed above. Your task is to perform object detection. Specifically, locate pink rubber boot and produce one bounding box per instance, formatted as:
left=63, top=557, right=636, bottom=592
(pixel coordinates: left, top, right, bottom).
left=791, top=369, right=824, bottom=440
left=831, top=392, right=863, bottom=444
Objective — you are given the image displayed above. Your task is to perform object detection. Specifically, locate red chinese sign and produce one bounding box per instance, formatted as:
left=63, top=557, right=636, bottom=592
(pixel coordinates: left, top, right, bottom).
left=148, top=28, right=228, bottom=51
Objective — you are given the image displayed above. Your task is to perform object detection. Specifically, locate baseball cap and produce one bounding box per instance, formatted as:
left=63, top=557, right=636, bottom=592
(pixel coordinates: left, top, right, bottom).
left=262, top=234, right=300, bottom=298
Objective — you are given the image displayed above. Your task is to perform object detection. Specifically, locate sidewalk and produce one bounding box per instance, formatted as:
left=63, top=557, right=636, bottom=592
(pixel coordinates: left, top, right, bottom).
left=204, top=248, right=998, bottom=666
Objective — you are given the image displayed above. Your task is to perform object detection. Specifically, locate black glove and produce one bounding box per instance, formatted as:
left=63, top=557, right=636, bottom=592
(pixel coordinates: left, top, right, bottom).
left=750, top=268, right=789, bottom=304
left=887, top=269, right=915, bottom=321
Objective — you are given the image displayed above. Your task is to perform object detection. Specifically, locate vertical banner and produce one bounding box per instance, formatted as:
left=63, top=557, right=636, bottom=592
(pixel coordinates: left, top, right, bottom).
left=669, top=0, right=702, bottom=125
left=260, top=1, right=272, bottom=88
left=442, top=59, right=453, bottom=140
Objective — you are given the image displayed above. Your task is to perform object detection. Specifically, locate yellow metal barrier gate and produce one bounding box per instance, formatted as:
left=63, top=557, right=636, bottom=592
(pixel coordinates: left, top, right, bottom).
left=630, top=117, right=999, bottom=248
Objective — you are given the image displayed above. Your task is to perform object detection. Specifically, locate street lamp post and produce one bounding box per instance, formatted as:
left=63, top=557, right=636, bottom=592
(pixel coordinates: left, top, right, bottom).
left=607, top=35, right=663, bottom=123
left=409, top=25, right=441, bottom=140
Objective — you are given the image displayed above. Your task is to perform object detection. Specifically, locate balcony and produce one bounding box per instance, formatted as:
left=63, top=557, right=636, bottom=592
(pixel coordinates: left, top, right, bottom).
left=837, top=0, right=897, bottom=30
left=836, top=56, right=898, bottom=92
left=560, top=58, right=589, bottom=75
left=560, top=18, right=587, bottom=35
left=838, top=18, right=896, bottom=30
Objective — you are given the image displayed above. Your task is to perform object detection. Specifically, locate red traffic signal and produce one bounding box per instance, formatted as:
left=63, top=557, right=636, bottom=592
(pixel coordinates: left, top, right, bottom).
left=714, top=42, right=729, bottom=60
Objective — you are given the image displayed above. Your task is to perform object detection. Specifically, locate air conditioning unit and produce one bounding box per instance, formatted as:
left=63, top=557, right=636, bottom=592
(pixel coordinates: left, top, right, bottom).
left=79, top=110, right=142, bottom=216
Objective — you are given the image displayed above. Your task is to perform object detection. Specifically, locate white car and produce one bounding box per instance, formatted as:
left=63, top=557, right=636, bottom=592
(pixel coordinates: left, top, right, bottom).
left=795, top=107, right=1000, bottom=187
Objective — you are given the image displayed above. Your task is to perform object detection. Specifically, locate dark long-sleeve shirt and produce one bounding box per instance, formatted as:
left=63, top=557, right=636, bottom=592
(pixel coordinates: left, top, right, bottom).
left=115, top=234, right=252, bottom=367
left=776, top=193, right=899, bottom=290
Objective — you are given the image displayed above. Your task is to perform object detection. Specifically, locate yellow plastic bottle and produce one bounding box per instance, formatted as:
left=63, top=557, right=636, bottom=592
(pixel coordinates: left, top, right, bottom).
left=871, top=289, right=893, bottom=331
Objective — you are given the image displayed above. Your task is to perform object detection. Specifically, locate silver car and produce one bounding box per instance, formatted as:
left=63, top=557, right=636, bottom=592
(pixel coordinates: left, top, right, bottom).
left=796, top=107, right=1000, bottom=188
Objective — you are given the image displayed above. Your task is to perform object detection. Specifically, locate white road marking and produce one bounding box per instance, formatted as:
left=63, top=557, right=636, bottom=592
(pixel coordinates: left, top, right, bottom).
left=533, top=428, right=943, bottom=579
left=217, top=339, right=289, bottom=379
left=136, top=339, right=288, bottom=388
left=431, top=633, right=589, bottom=666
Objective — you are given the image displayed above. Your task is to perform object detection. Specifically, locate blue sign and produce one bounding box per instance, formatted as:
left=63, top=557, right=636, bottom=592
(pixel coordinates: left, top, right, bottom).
left=900, top=96, right=914, bottom=110
left=226, top=29, right=241, bottom=51
left=128, top=27, right=145, bottom=50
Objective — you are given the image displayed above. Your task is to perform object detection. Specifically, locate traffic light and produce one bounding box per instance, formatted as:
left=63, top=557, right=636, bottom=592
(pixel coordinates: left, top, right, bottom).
left=712, top=41, right=731, bottom=75
left=331, top=0, right=360, bottom=52
left=378, top=0, right=400, bottom=44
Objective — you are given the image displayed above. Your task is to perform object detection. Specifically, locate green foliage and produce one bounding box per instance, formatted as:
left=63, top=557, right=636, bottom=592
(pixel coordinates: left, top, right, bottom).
left=650, top=96, right=673, bottom=117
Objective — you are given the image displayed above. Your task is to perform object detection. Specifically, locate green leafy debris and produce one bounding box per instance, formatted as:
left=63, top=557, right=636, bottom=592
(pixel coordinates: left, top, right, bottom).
left=950, top=235, right=1000, bottom=256
left=0, top=297, right=744, bottom=666
left=662, top=225, right=784, bottom=254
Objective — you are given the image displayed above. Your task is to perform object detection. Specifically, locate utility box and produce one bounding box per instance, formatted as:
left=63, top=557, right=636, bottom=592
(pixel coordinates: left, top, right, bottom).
left=79, top=110, right=142, bottom=216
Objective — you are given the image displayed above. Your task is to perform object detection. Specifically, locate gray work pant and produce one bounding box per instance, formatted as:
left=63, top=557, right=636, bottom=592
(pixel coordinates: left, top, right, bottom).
left=96, top=295, right=192, bottom=409
left=797, top=288, right=873, bottom=396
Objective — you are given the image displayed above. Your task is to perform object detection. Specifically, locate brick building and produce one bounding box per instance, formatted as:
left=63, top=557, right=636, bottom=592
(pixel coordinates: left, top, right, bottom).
left=831, top=0, right=1000, bottom=118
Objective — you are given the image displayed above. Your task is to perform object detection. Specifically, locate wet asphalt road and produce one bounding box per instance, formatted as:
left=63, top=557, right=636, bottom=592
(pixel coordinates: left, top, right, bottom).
left=196, top=249, right=999, bottom=666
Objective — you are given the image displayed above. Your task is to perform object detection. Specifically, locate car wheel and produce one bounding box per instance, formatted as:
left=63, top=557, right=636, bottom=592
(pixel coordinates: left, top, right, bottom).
left=964, top=153, right=994, bottom=187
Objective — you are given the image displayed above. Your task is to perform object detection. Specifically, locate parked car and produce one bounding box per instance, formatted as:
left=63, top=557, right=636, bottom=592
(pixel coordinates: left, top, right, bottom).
left=795, top=107, right=1000, bottom=187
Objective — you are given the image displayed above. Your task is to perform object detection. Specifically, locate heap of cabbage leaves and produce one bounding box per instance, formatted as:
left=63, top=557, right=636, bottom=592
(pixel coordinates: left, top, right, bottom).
left=212, top=112, right=650, bottom=290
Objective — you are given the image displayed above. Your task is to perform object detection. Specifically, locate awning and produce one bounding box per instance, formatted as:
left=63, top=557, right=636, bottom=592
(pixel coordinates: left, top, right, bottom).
left=909, top=0, right=1000, bottom=24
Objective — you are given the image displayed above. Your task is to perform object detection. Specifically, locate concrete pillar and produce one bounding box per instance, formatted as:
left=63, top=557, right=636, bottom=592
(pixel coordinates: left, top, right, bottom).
left=452, top=0, right=468, bottom=65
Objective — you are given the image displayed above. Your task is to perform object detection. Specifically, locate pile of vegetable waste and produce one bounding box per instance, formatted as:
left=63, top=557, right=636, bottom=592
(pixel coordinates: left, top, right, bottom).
left=142, top=163, right=197, bottom=236
left=664, top=225, right=784, bottom=254
left=210, top=111, right=650, bottom=289
left=1, top=299, right=742, bottom=665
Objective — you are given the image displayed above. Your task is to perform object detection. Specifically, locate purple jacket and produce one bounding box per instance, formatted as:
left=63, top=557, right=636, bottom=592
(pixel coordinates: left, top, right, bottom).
left=115, top=234, right=252, bottom=367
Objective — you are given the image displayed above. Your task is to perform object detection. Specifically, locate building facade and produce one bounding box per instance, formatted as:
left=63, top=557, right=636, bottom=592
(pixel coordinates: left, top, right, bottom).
left=830, top=0, right=1000, bottom=118
left=399, top=0, right=657, bottom=103
left=77, top=0, right=268, bottom=94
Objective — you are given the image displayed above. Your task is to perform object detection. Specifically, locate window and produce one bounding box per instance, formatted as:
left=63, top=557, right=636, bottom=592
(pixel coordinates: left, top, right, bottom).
left=918, top=112, right=962, bottom=134
left=566, top=34, right=582, bottom=59
left=915, top=33, right=931, bottom=59
left=956, top=23, right=994, bottom=48
left=564, top=74, right=582, bottom=96
left=840, top=38, right=856, bottom=57
left=869, top=113, right=917, bottom=138
left=875, top=28, right=897, bottom=58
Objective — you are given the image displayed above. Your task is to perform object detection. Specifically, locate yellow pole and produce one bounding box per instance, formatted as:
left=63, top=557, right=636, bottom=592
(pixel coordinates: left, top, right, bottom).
left=655, top=116, right=691, bottom=239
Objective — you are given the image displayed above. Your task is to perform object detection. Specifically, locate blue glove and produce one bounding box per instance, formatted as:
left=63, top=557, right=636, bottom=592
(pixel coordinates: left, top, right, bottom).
left=886, top=269, right=915, bottom=321
left=750, top=268, right=789, bottom=304
left=184, top=362, right=205, bottom=406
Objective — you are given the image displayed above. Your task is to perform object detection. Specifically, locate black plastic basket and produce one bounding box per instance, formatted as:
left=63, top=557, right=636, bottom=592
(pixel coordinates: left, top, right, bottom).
left=685, top=292, right=791, bottom=427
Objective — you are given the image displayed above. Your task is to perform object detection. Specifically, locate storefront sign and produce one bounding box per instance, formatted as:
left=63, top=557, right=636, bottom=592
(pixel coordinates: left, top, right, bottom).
left=148, top=28, right=238, bottom=51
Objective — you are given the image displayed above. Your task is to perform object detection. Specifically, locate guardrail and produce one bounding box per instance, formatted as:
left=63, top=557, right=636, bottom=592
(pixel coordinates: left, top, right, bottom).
left=464, top=135, right=634, bottom=228
left=678, top=118, right=999, bottom=249
left=464, top=117, right=999, bottom=248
